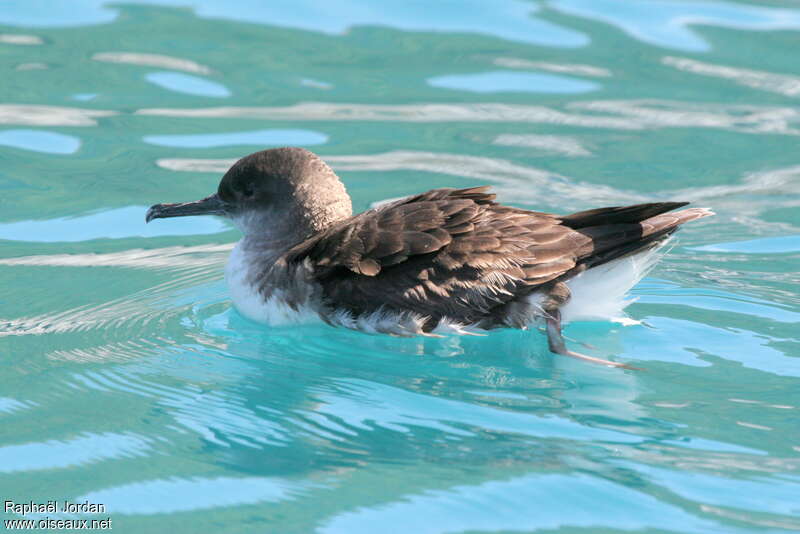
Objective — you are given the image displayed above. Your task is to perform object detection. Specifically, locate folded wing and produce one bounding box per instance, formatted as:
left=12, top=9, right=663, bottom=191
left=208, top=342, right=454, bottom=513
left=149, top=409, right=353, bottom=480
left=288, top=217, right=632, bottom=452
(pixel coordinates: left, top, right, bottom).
left=282, top=186, right=711, bottom=331
left=283, top=187, right=583, bottom=328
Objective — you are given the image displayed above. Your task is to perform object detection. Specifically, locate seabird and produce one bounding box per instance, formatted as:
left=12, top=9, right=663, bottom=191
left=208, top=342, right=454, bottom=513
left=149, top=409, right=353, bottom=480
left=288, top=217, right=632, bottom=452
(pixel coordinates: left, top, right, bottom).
left=146, top=147, right=713, bottom=369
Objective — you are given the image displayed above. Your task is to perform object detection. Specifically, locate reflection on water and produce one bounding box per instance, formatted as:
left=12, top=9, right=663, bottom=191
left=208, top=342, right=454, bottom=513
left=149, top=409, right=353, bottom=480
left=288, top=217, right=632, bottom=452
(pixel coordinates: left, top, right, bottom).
left=551, top=0, right=800, bottom=52
left=0, top=0, right=588, bottom=47
left=492, top=56, right=611, bottom=77
left=427, top=70, right=600, bottom=94
left=15, top=62, right=48, bottom=71
left=0, top=129, right=80, bottom=154
left=0, top=1, right=117, bottom=28
left=0, top=206, right=229, bottom=242
left=300, top=78, right=333, bottom=90
left=0, top=433, right=152, bottom=473
left=92, top=52, right=212, bottom=75
left=144, top=129, right=328, bottom=148
left=71, top=93, right=98, bottom=102
left=135, top=99, right=800, bottom=135
left=662, top=56, right=800, bottom=98
left=0, top=33, right=43, bottom=45
left=319, top=473, right=716, bottom=534
left=0, top=244, right=232, bottom=270
left=145, top=71, right=231, bottom=98
left=80, top=476, right=311, bottom=515
left=313, top=378, right=641, bottom=443
left=0, top=104, right=115, bottom=126
left=491, top=133, right=592, bottom=156
left=695, top=235, right=800, bottom=254
left=1, top=0, right=799, bottom=532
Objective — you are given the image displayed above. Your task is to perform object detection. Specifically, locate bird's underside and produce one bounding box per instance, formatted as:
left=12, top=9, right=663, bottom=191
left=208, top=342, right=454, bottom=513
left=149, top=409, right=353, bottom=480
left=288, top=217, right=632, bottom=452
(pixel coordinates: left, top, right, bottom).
left=274, top=186, right=712, bottom=369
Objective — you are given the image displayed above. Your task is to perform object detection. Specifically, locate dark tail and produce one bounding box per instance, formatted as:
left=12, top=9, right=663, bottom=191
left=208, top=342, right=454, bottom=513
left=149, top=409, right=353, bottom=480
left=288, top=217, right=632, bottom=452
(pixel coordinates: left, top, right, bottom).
left=559, top=202, right=689, bottom=228
left=560, top=202, right=714, bottom=269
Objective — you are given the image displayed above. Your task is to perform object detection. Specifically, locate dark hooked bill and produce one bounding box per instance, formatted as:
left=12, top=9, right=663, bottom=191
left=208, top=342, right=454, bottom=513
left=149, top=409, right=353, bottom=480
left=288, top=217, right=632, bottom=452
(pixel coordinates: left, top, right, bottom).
left=145, top=193, right=226, bottom=223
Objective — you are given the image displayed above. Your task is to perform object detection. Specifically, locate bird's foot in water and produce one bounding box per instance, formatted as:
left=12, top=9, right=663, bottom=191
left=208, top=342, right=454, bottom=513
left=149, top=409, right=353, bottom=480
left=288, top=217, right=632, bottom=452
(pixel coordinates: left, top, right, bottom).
left=545, top=309, right=641, bottom=370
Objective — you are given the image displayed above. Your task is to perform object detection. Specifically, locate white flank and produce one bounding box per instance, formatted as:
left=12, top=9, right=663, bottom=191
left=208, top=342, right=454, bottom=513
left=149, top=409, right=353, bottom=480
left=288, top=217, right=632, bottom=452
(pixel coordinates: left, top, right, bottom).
left=559, top=239, right=671, bottom=323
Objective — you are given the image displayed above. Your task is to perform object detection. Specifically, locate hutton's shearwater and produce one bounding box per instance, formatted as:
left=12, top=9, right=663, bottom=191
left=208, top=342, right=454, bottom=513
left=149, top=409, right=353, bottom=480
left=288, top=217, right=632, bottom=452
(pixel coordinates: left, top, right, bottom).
left=146, top=147, right=713, bottom=369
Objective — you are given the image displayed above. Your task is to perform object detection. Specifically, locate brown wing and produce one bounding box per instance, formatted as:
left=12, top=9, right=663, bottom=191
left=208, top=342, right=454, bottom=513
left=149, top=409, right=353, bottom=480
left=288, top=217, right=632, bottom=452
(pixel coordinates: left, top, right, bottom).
left=283, top=186, right=588, bottom=327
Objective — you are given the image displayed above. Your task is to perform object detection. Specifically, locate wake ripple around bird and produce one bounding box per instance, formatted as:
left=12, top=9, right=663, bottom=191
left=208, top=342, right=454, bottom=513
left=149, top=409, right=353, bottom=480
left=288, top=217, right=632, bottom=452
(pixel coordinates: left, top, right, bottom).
left=0, top=245, right=231, bottom=342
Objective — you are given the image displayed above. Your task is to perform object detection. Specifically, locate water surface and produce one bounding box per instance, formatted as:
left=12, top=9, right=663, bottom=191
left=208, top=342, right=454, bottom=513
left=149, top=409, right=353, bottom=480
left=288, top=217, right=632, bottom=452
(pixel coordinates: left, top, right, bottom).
left=1, top=1, right=798, bottom=532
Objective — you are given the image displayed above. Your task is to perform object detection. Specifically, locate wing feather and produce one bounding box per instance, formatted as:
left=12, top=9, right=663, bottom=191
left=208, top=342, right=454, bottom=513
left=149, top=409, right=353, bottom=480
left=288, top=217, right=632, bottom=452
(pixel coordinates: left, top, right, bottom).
left=282, top=187, right=584, bottom=328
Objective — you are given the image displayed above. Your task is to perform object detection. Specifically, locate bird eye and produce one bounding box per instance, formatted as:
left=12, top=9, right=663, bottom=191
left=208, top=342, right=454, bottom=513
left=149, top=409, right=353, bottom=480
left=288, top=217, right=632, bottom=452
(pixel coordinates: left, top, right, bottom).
left=241, top=184, right=254, bottom=198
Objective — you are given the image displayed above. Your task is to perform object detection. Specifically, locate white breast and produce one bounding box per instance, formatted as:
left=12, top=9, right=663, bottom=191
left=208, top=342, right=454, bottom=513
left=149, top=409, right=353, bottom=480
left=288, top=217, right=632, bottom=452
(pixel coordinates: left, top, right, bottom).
left=224, top=240, right=321, bottom=326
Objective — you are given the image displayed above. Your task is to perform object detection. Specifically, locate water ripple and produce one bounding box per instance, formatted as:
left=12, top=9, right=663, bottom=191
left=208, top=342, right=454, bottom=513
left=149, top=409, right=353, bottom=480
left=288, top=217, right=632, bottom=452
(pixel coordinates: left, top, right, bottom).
left=0, top=33, right=43, bottom=45
left=92, top=52, right=212, bottom=74
left=663, top=56, right=800, bottom=98
left=694, top=235, right=800, bottom=254
left=142, top=0, right=587, bottom=47
left=0, top=432, right=152, bottom=473
left=427, top=70, right=600, bottom=94
left=319, top=473, right=717, bottom=533
left=72, top=365, right=289, bottom=448
left=620, top=316, right=800, bottom=376
left=0, top=244, right=232, bottom=270
left=0, top=397, right=37, bottom=415
left=0, top=206, right=229, bottom=242
left=618, top=462, right=800, bottom=518
left=145, top=71, right=231, bottom=98
left=0, top=268, right=224, bottom=338
left=491, top=133, right=592, bottom=156
left=144, top=129, right=328, bottom=149
left=136, top=99, right=800, bottom=135
left=492, top=56, right=611, bottom=77
left=2, top=4, right=799, bottom=530
left=0, top=129, right=80, bottom=154
left=551, top=0, right=800, bottom=52
left=313, top=378, right=641, bottom=443
left=79, top=476, right=311, bottom=515
left=0, top=105, right=115, bottom=126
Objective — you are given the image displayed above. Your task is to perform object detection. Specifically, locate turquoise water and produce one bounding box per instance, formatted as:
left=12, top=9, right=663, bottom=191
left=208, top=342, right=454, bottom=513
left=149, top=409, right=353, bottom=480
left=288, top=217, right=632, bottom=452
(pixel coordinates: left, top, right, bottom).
left=1, top=1, right=799, bottom=532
